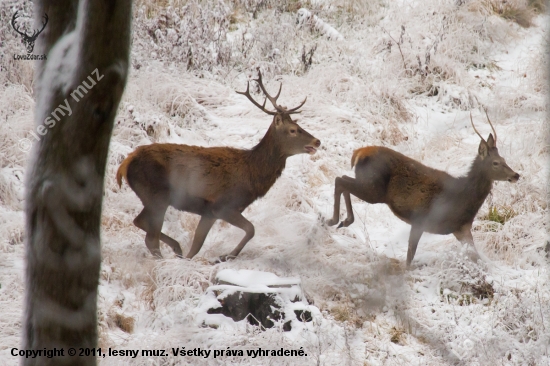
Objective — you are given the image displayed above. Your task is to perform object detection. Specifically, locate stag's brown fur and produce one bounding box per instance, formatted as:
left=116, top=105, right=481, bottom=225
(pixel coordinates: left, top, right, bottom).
left=328, top=121, right=519, bottom=267
left=118, top=72, right=320, bottom=260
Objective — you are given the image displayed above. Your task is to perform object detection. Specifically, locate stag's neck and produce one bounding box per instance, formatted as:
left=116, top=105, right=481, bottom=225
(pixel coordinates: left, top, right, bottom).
left=246, top=126, right=287, bottom=194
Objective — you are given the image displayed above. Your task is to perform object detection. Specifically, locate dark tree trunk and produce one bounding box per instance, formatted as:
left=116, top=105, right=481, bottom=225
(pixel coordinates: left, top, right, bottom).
left=24, top=1, right=132, bottom=365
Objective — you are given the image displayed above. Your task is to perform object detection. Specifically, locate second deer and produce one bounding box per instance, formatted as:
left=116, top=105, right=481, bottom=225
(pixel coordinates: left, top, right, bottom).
left=117, top=70, right=320, bottom=261
left=326, top=110, right=519, bottom=267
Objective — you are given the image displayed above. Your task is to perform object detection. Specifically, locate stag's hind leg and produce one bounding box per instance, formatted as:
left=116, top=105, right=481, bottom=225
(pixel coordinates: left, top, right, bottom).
left=133, top=206, right=174, bottom=258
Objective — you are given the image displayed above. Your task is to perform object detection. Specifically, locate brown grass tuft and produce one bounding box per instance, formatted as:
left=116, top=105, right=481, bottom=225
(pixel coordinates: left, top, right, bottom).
left=114, top=313, right=135, bottom=333
left=486, top=0, right=538, bottom=28
left=390, top=326, right=405, bottom=344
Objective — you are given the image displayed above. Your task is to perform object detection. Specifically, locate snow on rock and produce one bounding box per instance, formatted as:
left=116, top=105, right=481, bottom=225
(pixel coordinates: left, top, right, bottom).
left=197, top=269, right=316, bottom=332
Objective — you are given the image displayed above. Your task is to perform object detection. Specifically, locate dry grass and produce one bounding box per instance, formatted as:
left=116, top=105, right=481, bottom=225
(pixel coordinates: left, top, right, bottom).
left=486, top=0, right=542, bottom=27
left=114, top=313, right=136, bottom=333
left=389, top=326, right=405, bottom=345
left=331, top=304, right=364, bottom=327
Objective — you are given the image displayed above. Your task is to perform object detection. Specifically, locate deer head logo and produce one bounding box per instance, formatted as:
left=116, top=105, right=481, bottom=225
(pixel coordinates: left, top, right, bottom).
left=11, top=12, right=48, bottom=54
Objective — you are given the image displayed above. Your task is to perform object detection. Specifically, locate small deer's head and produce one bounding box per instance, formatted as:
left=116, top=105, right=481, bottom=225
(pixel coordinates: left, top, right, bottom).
left=471, top=111, right=519, bottom=183
left=11, top=12, right=48, bottom=54
left=237, top=69, right=321, bottom=156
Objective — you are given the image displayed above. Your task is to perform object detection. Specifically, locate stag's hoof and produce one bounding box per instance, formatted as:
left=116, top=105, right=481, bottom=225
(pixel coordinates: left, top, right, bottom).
left=337, top=218, right=354, bottom=228
left=326, top=218, right=339, bottom=226
left=215, top=254, right=237, bottom=263
left=151, top=252, right=163, bottom=259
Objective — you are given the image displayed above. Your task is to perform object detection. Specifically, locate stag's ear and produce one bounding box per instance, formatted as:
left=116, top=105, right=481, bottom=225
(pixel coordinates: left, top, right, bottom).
left=486, top=133, right=495, bottom=149
left=274, top=114, right=284, bottom=128
left=478, top=139, right=489, bottom=158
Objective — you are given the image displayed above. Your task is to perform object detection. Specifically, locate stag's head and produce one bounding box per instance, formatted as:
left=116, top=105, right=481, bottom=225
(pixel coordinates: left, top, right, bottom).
left=11, top=12, right=48, bottom=54
left=470, top=110, right=519, bottom=183
left=237, top=69, right=321, bottom=156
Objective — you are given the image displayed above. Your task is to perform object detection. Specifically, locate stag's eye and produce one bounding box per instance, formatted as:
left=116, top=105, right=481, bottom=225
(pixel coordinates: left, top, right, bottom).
left=493, top=162, right=499, bottom=166
left=290, top=129, right=296, bottom=134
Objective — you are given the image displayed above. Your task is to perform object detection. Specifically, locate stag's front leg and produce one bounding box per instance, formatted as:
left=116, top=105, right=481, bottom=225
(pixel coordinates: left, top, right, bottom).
left=186, top=216, right=216, bottom=259
left=214, top=209, right=255, bottom=262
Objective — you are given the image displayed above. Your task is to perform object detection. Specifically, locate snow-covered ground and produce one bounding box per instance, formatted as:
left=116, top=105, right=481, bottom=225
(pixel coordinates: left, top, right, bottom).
left=0, top=0, right=548, bottom=365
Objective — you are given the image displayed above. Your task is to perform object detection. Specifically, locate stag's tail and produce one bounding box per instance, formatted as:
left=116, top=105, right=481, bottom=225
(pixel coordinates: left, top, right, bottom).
left=116, top=153, right=136, bottom=187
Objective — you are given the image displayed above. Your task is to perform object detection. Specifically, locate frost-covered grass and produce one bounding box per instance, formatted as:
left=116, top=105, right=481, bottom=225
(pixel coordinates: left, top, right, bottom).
left=0, top=0, right=549, bottom=365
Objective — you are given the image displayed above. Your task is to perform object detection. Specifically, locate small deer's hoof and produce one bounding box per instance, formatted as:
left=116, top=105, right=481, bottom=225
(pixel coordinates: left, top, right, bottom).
left=326, top=218, right=339, bottom=226
left=215, top=254, right=237, bottom=263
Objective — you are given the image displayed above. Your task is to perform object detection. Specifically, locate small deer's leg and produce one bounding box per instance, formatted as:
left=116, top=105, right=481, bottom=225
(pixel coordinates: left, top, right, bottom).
left=453, top=224, right=479, bottom=257
left=134, top=208, right=182, bottom=257
left=326, top=176, right=345, bottom=226
left=339, top=175, right=356, bottom=228
left=406, top=226, right=424, bottom=268
left=327, top=175, right=358, bottom=227
left=186, top=216, right=216, bottom=259
left=330, top=175, right=371, bottom=228
left=214, top=210, right=255, bottom=261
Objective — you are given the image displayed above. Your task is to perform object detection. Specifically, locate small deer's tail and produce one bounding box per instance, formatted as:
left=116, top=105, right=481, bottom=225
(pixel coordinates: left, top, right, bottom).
left=351, top=149, right=361, bottom=168
left=116, top=153, right=136, bottom=187
left=351, top=147, right=379, bottom=168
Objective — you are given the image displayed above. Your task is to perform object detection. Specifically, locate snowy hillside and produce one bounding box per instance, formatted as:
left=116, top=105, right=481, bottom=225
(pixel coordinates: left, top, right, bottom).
left=0, top=0, right=548, bottom=365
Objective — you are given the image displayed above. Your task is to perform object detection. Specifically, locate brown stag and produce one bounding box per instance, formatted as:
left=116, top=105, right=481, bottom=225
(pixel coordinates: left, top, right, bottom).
left=326, top=110, right=519, bottom=267
left=117, top=70, right=321, bottom=261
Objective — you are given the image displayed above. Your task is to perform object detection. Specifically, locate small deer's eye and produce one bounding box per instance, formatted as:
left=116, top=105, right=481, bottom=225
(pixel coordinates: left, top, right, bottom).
left=493, top=162, right=499, bottom=166
left=290, top=129, right=296, bottom=133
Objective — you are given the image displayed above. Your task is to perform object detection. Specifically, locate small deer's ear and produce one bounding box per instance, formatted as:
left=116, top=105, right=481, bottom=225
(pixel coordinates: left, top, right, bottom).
left=486, top=133, right=495, bottom=149
left=274, top=114, right=284, bottom=128
left=478, top=140, right=489, bottom=158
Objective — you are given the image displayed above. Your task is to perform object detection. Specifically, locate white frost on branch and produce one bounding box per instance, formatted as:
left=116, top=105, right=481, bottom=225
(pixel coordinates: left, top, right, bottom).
left=297, top=8, right=344, bottom=41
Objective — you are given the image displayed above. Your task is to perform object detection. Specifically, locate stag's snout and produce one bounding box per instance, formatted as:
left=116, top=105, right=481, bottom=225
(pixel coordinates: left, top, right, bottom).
left=305, top=138, right=321, bottom=155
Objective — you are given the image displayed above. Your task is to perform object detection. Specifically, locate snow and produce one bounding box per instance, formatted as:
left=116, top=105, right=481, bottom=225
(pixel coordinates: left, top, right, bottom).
left=216, top=269, right=301, bottom=287
left=0, top=0, right=548, bottom=365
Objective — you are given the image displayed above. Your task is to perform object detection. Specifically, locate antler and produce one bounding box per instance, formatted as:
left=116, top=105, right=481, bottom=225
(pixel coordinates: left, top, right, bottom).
left=236, top=81, right=277, bottom=115
left=470, top=111, right=485, bottom=143
left=482, top=107, right=497, bottom=144
left=472, top=96, right=497, bottom=144
left=253, top=69, right=285, bottom=114
left=285, top=96, right=307, bottom=114
left=237, top=68, right=307, bottom=115
left=11, top=12, right=28, bottom=37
